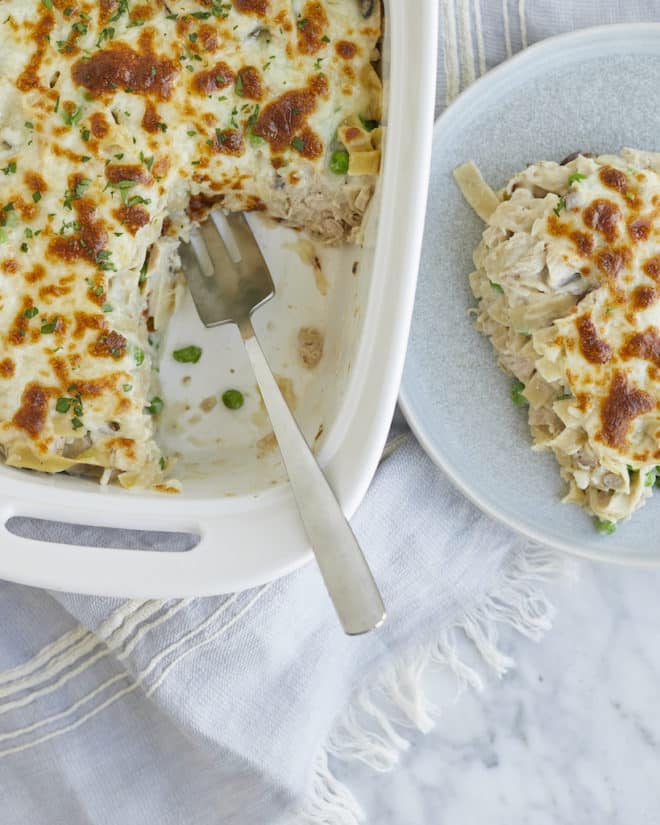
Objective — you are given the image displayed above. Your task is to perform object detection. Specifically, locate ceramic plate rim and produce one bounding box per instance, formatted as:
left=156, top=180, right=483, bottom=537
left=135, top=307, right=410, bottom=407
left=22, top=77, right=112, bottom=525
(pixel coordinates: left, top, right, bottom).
left=400, top=22, right=660, bottom=567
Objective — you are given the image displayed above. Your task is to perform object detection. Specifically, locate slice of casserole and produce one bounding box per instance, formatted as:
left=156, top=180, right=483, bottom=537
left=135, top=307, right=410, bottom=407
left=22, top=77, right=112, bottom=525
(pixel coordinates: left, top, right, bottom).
left=0, top=0, right=382, bottom=487
left=456, top=149, right=660, bottom=530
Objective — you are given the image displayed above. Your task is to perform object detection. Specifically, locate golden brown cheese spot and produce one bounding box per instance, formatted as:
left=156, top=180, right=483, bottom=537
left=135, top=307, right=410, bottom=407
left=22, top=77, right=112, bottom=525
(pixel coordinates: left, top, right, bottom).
left=595, top=246, right=630, bottom=280
left=547, top=214, right=567, bottom=237
left=193, top=62, right=235, bottom=95
left=141, top=100, right=165, bottom=134
left=233, top=0, right=269, bottom=15
left=292, top=126, right=323, bottom=159
left=628, top=216, right=651, bottom=242
left=576, top=393, right=591, bottom=413
left=16, top=10, right=54, bottom=92
left=598, top=166, right=628, bottom=195
left=105, top=164, right=150, bottom=184
left=39, top=283, right=72, bottom=301
left=113, top=203, right=151, bottom=235
left=597, top=372, right=654, bottom=450
left=47, top=196, right=108, bottom=265
left=108, top=437, right=137, bottom=460
left=7, top=297, right=35, bottom=346
left=90, top=330, right=127, bottom=359
left=211, top=129, right=245, bottom=156
left=24, top=264, right=45, bottom=284
left=583, top=199, right=621, bottom=243
left=130, top=3, right=155, bottom=22
left=576, top=316, right=612, bottom=364
left=336, top=40, right=358, bottom=59
left=570, top=230, right=594, bottom=257
left=237, top=66, right=263, bottom=100
left=74, top=312, right=106, bottom=339
left=2, top=259, right=19, bottom=275
left=187, top=193, right=225, bottom=222
left=0, top=358, right=15, bottom=379
left=24, top=171, right=47, bottom=194
left=620, top=328, right=660, bottom=368
left=632, top=285, right=658, bottom=309
left=297, top=1, right=328, bottom=54
left=90, top=112, right=111, bottom=139
left=253, top=76, right=326, bottom=152
left=71, top=42, right=179, bottom=100
left=13, top=384, right=52, bottom=438
left=643, top=255, right=660, bottom=282
left=198, top=24, right=219, bottom=53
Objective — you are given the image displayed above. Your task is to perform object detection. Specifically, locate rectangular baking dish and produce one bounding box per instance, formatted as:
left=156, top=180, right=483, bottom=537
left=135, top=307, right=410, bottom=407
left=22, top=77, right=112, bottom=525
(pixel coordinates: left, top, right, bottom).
left=0, top=1, right=438, bottom=598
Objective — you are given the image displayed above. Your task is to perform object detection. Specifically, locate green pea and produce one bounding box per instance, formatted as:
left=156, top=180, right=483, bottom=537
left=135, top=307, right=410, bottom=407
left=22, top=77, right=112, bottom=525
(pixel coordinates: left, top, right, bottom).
left=222, top=389, right=244, bottom=410
left=329, top=149, right=349, bottom=175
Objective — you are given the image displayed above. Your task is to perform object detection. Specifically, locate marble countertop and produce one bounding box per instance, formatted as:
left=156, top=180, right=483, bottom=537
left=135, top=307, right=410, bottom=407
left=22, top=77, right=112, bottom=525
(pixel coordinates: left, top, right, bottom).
left=333, top=561, right=660, bottom=823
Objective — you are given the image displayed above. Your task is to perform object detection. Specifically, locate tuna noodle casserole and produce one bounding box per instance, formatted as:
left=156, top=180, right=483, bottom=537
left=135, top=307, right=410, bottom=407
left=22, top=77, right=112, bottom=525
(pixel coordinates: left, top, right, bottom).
left=0, top=0, right=382, bottom=489
left=455, top=149, right=660, bottom=532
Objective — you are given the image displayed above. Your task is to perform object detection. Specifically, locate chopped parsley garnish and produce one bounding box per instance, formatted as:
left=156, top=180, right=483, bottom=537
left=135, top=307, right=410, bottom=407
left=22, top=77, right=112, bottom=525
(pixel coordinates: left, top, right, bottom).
left=81, top=128, right=91, bottom=141
left=40, top=318, right=58, bottom=334
left=32, top=191, right=42, bottom=203
left=55, top=397, right=72, bottom=414
left=291, top=136, right=305, bottom=152
left=595, top=518, right=616, bottom=535
left=123, top=383, right=133, bottom=392
left=159, top=456, right=167, bottom=470
left=192, top=11, right=212, bottom=19
left=567, top=172, right=586, bottom=185
left=71, top=417, right=84, bottom=430
left=321, top=35, right=330, bottom=43
left=133, top=346, right=145, bottom=366
left=23, top=306, right=39, bottom=319
left=222, top=389, right=244, bottom=410
left=42, top=0, right=54, bottom=9
left=2, top=161, right=16, bottom=175
left=96, top=249, right=117, bottom=271
left=553, top=196, right=564, bottom=217
left=510, top=379, right=527, bottom=407
left=297, top=16, right=309, bottom=30
left=53, top=96, right=60, bottom=113
left=61, top=105, right=84, bottom=127
left=139, top=150, right=154, bottom=172
left=145, top=396, right=164, bottom=415
left=172, top=345, right=202, bottom=364
left=489, top=280, right=504, bottom=294
left=101, top=302, right=113, bottom=313
left=645, top=468, right=657, bottom=487
left=96, top=26, right=115, bottom=48
left=109, top=0, right=129, bottom=23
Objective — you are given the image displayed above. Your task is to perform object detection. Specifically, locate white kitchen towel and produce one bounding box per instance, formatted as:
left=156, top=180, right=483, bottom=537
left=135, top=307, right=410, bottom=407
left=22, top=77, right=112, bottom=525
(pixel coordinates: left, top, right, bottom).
left=0, top=3, right=654, bottom=823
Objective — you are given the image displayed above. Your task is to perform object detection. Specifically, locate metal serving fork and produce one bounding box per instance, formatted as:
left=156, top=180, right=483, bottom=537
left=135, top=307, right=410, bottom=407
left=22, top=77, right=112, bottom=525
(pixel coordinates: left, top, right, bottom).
left=180, top=212, right=386, bottom=635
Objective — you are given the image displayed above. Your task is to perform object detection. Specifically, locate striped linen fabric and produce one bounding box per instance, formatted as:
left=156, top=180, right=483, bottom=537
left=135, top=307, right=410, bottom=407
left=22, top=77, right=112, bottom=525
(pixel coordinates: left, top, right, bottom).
left=1, top=3, right=659, bottom=823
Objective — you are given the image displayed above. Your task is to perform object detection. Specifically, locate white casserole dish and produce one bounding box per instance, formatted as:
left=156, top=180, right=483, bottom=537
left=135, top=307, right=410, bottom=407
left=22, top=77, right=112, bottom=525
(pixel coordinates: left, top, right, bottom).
left=0, top=1, right=438, bottom=597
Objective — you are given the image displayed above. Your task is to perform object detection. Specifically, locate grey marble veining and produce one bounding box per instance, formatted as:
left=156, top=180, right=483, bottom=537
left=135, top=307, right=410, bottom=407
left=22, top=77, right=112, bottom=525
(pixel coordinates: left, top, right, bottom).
left=332, top=562, right=660, bottom=823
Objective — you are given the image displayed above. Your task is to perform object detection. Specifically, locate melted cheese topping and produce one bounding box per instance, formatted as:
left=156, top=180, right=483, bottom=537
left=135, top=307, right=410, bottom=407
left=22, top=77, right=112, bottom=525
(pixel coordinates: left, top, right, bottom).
left=0, top=0, right=381, bottom=485
left=536, top=157, right=660, bottom=466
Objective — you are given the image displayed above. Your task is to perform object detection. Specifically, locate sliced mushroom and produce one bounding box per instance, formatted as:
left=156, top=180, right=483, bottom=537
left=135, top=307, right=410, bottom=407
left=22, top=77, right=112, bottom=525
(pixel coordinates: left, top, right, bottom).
left=360, top=0, right=375, bottom=17
left=559, top=151, right=596, bottom=166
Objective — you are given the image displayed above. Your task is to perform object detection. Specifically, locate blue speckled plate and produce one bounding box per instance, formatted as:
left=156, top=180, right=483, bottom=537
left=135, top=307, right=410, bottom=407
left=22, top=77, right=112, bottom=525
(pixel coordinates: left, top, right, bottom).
left=400, top=24, right=660, bottom=565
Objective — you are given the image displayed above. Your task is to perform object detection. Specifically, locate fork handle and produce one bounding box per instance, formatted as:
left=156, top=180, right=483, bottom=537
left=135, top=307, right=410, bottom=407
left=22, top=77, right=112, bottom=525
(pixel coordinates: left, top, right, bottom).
left=241, top=322, right=386, bottom=635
